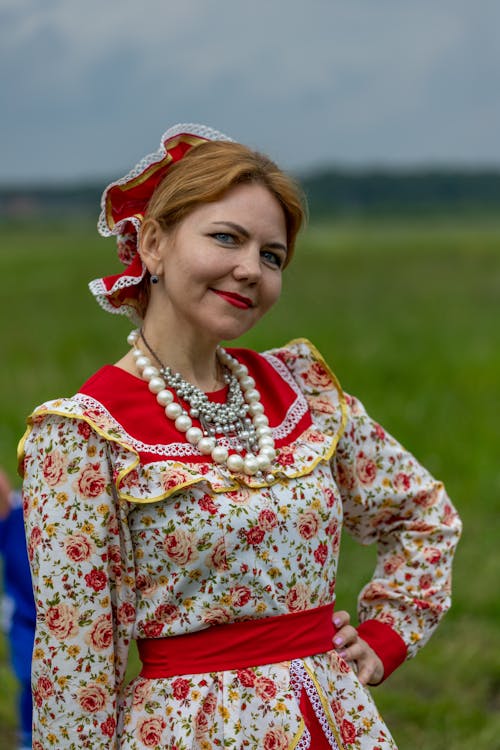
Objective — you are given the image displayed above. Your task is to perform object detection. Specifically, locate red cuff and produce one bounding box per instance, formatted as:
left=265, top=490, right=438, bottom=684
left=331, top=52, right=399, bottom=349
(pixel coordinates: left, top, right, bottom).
left=356, top=619, right=407, bottom=682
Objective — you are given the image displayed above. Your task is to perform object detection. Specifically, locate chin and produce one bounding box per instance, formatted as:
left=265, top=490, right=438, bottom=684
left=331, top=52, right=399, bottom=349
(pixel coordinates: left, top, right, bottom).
left=209, top=327, right=252, bottom=344
left=202, top=316, right=260, bottom=344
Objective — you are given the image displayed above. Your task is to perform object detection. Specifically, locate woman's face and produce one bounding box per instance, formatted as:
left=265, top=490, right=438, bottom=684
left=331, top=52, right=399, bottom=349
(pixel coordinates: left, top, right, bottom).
left=143, top=182, right=288, bottom=347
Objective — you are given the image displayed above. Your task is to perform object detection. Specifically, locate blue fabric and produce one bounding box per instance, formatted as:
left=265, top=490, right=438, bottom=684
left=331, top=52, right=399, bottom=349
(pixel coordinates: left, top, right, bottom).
left=0, top=492, right=35, bottom=744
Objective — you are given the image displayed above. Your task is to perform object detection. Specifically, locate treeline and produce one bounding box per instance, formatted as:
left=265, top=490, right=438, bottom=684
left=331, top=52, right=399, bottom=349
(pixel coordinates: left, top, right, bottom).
left=1, top=168, right=499, bottom=220
left=301, top=168, right=500, bottom=217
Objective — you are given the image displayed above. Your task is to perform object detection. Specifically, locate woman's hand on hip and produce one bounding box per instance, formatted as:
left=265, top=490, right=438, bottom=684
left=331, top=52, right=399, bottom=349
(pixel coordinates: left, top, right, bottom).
left=332, top=610, right=384, bottom=686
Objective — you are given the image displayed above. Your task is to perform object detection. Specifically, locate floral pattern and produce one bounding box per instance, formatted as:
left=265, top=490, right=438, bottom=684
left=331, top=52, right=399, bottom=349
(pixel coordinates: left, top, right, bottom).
left=20, top=339, right=461, bottom=749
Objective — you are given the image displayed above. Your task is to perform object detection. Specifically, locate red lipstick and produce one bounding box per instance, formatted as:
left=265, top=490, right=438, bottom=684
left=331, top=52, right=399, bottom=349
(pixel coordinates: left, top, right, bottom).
left=212, top=289, right=253, bottom=309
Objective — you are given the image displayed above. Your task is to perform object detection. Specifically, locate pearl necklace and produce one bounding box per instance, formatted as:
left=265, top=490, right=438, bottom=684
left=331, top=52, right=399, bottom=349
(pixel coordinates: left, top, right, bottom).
left=127, top=329, right=277, bottom=480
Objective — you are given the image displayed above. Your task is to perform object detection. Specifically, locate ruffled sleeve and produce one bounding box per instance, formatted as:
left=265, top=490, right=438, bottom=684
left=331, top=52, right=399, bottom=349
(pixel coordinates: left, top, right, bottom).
left=331, top=393, right=462, bottom=679
left=19, top=406, right=136, bottom=749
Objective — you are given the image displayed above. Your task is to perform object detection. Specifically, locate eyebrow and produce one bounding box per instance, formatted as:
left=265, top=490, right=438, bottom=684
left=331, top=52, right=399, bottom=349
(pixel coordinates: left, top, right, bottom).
left=211, top=221, right=288, bottom=254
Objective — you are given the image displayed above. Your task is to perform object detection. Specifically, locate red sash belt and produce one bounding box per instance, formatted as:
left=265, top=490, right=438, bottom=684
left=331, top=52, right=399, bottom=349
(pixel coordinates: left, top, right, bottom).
left=138, top=603, right=335, bottom=678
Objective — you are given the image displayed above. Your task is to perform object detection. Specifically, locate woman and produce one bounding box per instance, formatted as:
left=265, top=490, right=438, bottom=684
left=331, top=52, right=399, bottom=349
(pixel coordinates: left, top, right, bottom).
left=20, top=124, right=461, bottom=749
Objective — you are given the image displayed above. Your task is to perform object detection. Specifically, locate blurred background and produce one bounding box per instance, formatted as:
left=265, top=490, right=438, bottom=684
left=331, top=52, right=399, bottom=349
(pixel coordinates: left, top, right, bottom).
left=1, top=1, right=499, bottom=748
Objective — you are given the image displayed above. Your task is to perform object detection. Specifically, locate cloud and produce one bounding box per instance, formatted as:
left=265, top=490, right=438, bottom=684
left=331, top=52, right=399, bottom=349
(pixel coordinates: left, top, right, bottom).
left=1, top=0, right=499, bottom=181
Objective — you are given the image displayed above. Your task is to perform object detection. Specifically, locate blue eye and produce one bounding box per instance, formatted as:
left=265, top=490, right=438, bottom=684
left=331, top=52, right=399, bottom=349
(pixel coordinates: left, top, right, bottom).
left=211, top=232, right=236, bottom=244
left=261, top=249, right=285, bottom=269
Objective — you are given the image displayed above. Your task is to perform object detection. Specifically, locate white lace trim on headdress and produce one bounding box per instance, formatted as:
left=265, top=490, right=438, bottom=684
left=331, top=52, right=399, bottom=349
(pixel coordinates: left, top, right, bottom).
left=88, top=271, right=146, bottom=298
left=91, top=123, right=234, bottom=322
left=97, top=123, right=234, bottom=240
left=87, top=274, right=145, bottom=323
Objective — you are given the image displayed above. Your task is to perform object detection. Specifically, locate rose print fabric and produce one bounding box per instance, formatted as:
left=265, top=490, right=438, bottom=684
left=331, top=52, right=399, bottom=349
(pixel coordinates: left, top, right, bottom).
left=20, top=339, right=461, bottom=749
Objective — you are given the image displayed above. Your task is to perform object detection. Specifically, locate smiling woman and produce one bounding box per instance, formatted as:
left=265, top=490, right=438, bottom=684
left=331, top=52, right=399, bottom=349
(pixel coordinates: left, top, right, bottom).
left=135, top=182, right=287, bottom=365
left=19, top=124, right=461, bottom=750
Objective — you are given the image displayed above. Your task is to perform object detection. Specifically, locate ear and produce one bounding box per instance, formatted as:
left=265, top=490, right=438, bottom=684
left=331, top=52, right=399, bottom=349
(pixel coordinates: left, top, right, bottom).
left=138, top=219, right=166, bottom=275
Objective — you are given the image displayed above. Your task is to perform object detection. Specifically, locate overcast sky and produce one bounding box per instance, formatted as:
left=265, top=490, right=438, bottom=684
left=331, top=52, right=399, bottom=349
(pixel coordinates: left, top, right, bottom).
left=1, top=0, right=499, bottom=183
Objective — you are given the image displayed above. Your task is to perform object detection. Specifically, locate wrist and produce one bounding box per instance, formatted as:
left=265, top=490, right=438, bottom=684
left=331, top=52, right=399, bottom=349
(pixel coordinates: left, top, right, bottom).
left=356, top=619, right=407, bottom=682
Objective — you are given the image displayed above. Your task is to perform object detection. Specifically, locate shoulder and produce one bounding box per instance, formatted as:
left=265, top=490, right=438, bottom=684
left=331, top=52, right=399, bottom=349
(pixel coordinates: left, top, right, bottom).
left=230, top=339, right=347, bottom=441
left=264, top=338, right=342, bottom=386
left=231, top=338, right=343, bottom=394
left=23, top=365, right=145, bottom=433
left=18, top=366, right=140, bottom=474
left=266, top=338, right=346, bottom=414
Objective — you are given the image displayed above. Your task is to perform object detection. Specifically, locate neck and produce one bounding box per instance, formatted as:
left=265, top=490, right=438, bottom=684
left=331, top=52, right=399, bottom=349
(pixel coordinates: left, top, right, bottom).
left=138, top=322, right=223, bottom=393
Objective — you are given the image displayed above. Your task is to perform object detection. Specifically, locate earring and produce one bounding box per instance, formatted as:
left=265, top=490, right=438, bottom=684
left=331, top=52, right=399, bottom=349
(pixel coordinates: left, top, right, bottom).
left=150, top=274, right=159, bottom=285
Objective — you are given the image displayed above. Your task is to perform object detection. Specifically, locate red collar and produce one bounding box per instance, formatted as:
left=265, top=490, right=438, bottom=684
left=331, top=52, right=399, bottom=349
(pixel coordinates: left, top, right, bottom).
left=79, top=348, right=311, bottom=464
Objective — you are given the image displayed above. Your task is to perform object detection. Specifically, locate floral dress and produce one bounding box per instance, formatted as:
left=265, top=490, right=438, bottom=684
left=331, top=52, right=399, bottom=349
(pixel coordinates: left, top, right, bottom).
left=19, top=339, right=461, bottom=750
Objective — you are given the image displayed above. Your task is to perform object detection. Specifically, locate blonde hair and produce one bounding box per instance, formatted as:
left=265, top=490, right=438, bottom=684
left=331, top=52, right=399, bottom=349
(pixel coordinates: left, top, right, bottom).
left=143, top=140, right=307, bottom=265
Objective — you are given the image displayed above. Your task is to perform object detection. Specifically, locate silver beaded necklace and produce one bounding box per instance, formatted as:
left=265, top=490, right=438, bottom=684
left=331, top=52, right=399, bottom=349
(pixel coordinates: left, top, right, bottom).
left=128, top=329, right=277, bottom=479
left=140, top=329, right=259, bottom=453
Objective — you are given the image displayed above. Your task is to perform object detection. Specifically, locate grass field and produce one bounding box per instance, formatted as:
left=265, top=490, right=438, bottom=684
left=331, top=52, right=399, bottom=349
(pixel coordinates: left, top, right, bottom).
left=1, top=215, right=499, bottom=748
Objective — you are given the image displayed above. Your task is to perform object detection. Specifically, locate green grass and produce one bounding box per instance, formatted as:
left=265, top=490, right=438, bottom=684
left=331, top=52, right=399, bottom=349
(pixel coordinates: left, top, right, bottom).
left=1, top=215, right=499, bottom=748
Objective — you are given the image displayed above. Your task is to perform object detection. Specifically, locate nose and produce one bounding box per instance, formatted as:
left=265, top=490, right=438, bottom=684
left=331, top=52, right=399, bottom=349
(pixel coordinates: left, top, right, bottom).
left=232, top=247, right=262, bottom=283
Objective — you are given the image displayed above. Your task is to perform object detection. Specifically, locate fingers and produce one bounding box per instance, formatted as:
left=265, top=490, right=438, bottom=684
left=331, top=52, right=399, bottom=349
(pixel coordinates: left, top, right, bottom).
left=333, top=610, right=350, bottom=629
left=338, top=638, right=383, bottom=685
left=356, top=646, right=385, bottom=686
left=357, top=659, right=379, bottom=686
left=335, top=633, right=365, bottom=663
left=332, top=610, right=357, bottom=652
left=332, top=610, right=385, bottom=686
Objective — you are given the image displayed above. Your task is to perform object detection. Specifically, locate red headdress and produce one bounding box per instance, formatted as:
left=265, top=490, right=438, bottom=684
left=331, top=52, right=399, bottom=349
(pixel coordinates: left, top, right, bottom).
left=89, top=123, right=233, bottom=321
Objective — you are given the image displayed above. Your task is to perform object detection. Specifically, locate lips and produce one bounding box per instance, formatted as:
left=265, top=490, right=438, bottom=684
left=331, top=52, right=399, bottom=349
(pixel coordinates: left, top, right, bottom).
left=211, top=289, right=254, bottom=309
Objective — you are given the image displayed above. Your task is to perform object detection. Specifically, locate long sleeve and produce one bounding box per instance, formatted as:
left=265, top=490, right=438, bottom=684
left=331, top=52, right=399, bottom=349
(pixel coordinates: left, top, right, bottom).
left=332, top=393, right=462, bottom=679
left=21, top=413, right=136, bottom=749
